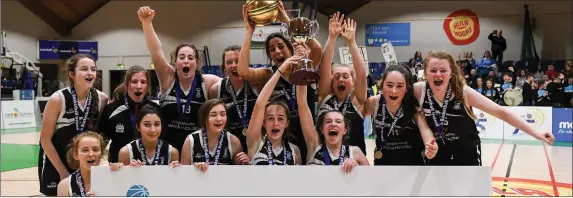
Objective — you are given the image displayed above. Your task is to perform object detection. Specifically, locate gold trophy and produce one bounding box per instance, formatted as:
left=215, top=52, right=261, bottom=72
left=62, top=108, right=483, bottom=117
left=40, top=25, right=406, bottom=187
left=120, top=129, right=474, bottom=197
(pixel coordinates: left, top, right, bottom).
left=282, top=17, right=320, bottom=85
left=245, top=0, right=279, bottom=26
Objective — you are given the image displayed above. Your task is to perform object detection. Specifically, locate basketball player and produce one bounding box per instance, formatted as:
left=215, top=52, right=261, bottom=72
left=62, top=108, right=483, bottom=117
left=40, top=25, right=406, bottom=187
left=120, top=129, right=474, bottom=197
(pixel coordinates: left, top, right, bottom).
left=296, top=84, right=369, bottom=171
left=414, top=51, right=554, bottom=165
left=97, top=65, right=160, bottom=163
left=57, top=132, right=121, bottom=197
left=317, top=13, right=368, bottom=155
left=237, top=2, right=322, bottom=164
left=208, top=45, right=260, bottom=153
left=39, top=54, right=108, bottom=196
left=116, top=104, right=180, bottom=167
left=246, top=60, right=302, bottom=165
left=180, top=99, right=248, bottom=171
left=364, top=65, right=438, bottom=165
left=138, top=6, right=221, bottom=154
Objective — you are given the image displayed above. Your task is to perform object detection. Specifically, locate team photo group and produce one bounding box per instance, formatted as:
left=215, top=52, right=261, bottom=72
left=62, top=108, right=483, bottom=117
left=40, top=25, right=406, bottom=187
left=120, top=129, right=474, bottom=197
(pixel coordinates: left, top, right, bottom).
left=36, top=0, right=555, bottom=196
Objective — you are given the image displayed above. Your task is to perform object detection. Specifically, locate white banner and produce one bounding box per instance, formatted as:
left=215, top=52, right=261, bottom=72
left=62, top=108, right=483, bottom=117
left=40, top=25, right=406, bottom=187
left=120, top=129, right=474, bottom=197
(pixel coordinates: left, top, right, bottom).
left=473, top=108, right=504, bottom=140
left=251, top=25, right=285, bottom=42
left=502, top=106, right=552, bottom=141
left=339, top=46, right=369, bottom=65
left=92, top=166, right=492, bottom=196
left=381, top=42, right=398, bottom=65
left=1, top=100, right=37, bottom=129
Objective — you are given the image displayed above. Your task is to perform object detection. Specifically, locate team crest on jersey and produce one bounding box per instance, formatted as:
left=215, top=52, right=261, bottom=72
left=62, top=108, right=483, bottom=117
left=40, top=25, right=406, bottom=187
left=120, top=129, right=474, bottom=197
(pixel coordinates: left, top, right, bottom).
left=196, top=88, right=202, bottom=98
left=115, top=123, right=124, bottom=133
left=453, top=101, right=462, bottom=110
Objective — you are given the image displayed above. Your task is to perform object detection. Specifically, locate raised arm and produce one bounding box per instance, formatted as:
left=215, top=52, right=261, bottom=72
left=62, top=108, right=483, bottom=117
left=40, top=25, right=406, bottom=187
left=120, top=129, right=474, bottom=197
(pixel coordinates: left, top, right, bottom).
left=237, top=5, right=272, bottom=84
left=246, top=55, right=300, bottom=158
left=318, top=12, right=344, bottom=104
left=464, top=86, right=554, bottom=144
left=138, top=6, right=174, bottom=94
left=296, top=85, right=319, bottom=161
left=341, top=18, right=367, bottom=104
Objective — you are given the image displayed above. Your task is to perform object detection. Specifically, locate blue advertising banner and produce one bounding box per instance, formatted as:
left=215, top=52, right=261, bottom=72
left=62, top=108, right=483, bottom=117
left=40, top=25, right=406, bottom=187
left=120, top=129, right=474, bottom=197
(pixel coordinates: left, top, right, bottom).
left=365, top=23, right=411, bottom=47
left=38, top=40, right=98, bottom=60
left=552, top=108, right=572, bottom=143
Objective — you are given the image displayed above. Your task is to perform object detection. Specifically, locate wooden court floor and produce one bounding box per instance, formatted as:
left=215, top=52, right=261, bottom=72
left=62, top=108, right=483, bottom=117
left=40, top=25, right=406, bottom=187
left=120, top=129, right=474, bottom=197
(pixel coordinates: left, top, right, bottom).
left=1, top=129, right=571, bottom=196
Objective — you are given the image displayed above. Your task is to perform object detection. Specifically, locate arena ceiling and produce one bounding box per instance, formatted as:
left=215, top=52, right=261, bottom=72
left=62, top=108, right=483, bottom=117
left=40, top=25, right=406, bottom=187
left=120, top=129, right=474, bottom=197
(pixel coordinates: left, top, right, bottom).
left=18, top=0, right=369, bottom=37
left=18, top=0, right=110, bottom=36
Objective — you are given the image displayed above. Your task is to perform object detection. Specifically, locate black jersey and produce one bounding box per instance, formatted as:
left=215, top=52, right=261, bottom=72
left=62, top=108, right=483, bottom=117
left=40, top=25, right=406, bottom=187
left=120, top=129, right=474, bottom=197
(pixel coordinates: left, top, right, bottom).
left=188, top=130, right=234, bottom=165
left=67, top=170, right=87, bottom=197
left=159, top=73, right=208, bottom=153
left=251, top=138, right=297, bottom=165
left=126, top=139, right=172, bottom=165
left=318, top=94, right=366, bottom=155
left=97, top=95, right=160, bottom=163
left=420, top=83, right=482, bottom=165
left=372, top=94, right=424, bottom=165
left=268, top=65, right=315, bottom=164
left=217, top=77, right=258, bottom=152
left=38, top=87, right=104, bottom=196
left=308, top=144, right=352, bottom=165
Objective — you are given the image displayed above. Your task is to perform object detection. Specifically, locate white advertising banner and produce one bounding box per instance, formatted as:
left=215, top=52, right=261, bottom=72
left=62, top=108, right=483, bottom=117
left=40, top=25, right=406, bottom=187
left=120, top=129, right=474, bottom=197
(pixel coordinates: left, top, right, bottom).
left=502, top=106, right=552, bottom=141
left=473, top=107, right=504, bottom=140
left=1, top=100, right=37, bottom=129
left=92, top=166, right=492, bottom=196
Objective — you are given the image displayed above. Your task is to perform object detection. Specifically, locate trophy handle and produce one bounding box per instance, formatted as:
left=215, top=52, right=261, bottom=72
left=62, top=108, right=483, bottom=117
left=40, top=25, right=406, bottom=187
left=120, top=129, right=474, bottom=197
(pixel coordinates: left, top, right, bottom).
left=308, top=20, right=319, bottom=40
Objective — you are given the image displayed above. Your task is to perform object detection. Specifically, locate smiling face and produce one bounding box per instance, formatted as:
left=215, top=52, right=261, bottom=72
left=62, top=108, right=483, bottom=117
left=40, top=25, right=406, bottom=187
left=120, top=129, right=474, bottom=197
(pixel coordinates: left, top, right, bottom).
left=174, top=46, right=198, bottom=80
left=320, top=111, right=347, bottom=146
left=264, top=104, right=289, bottom=141
left=138, top=113, right=162, bottom=143
left=69, top=57, right=97, bottom=91
left=331, top=66, right=355, bottom=97
left=206, top=104, right=227, bottom=133
left=223, top=50, right=240, bottom=78
left=74, top=136, right=102, bottom=171
left=425, top=57, right=452, bottom=92
left=127, top=72, right=148, bottom=102
left=267, top=37, right=292, bottom=66
left=382, top=71, right=407, bottom=106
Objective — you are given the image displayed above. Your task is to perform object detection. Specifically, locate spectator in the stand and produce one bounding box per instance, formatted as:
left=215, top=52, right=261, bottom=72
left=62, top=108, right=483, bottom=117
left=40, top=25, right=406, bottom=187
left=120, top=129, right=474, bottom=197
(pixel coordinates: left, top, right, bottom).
left=521, top=74, right=534, bottom=106
left=465, top=68, right=478, bottom=87
left=564, top=76, right=573, bottom=108
left=514, top=69, right=527, bottom=88
left=563, top=61, right=572, bottom=79
left=483, top=79, right=500, bottom=103
left=545, top=64, right=558, bottom=81
left=477, top=51, right=494, bottom=77
left=488, top=30, right=507, bottom=67
left=499, top=73, right=513, bottom=105
left=486, top=70, right=500, bottom=84
left=546, top=73, right=565, bottom=108
left=533, top=63, right=545, bottom=81
left=475, top=77, right=484, bottom=93
left=535, top=80, right=551, bottom=106
left=407, top=58, right=418, bottom=79
left=413, top=51, right=423, bottom=66
left=462, top=51, right=477, bottom=75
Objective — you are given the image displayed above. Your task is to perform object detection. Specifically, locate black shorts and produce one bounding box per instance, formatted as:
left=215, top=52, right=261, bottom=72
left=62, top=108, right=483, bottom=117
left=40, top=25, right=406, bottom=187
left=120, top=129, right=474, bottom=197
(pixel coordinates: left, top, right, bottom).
left=428, top=143, right=482, bottom=166
left=38, top=146, right=72, bottom=196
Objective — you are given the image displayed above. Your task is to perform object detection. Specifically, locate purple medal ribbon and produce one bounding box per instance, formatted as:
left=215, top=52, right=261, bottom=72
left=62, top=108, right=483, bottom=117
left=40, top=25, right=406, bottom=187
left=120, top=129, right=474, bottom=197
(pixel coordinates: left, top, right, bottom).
left=175, top=77, right=197, bottom=119
left=322, top=144, right=347, bottom=165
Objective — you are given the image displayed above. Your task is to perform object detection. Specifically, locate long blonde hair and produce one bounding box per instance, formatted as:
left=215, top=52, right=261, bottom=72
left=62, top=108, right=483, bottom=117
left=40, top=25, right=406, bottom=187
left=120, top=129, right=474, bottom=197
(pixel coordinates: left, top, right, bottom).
left=424, top=51, right=476, bottom=119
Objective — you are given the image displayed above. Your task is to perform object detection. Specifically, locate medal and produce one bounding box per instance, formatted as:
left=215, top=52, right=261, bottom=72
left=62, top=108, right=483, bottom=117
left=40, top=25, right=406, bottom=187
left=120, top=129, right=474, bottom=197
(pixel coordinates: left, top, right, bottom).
left=70, top=86, right=92, bottom=132
left=375, top=150, right=383, bottom=159
left=75, top=170, right=87, bottom=197
left=425, top=82, right=451, bottom=141
left=201, top=129, right=225, bottom=165
left=242, top=128, right=248, bottom=136
left=175, top=76, right=197, bottom=119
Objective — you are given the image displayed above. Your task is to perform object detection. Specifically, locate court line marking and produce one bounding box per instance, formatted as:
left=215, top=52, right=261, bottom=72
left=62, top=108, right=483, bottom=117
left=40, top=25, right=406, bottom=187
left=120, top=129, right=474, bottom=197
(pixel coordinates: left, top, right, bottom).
left=542, top=144, right=559, bottom=196
left=501, top=144, right=516, bottom=197
left=490, top=140, right=504, bottom=170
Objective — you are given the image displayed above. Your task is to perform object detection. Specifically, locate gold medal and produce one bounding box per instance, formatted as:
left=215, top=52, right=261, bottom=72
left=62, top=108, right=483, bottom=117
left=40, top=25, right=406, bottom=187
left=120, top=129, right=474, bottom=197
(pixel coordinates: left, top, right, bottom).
left=375, top=150, right=383, bottom=159
left=242, top=128, right=248, bottom=136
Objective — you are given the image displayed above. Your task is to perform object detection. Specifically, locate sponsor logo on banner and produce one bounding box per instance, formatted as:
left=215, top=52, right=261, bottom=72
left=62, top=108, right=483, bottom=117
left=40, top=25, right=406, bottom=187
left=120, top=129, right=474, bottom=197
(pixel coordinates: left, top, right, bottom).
left=126, top=185, right=149, bottom=197
left=491, top=177, right=572, bottom=196
left=552, top=108, right=572, bottom=143
left=443, top=9, right=480, bottom=45
left=250, top=25, right=285, bottom=49
left=474, top=108, right=503, bottom=140
left=1, top=100, right=37, bottom=129
left=503, top=107, right=551, bottom=141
